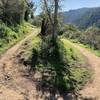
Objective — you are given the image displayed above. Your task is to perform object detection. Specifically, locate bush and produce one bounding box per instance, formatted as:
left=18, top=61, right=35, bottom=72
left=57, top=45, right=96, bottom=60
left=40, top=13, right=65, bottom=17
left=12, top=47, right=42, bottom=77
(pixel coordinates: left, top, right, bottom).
left=30, top=36, right=90, bottom=92
left=0, top=21, right=18, bottom=42
left=0, top=21, right=33, bottom=54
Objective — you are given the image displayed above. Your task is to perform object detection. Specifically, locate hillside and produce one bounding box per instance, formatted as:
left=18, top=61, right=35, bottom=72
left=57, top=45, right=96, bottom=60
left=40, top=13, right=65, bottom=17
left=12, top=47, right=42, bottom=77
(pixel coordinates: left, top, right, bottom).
left=62, top=7, right=100, bottom=29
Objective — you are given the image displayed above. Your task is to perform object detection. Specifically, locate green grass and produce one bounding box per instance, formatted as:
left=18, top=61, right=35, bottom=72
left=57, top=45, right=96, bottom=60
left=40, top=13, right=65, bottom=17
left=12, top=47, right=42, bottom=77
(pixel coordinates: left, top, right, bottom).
left=61, top=39, right=86, bottom=64
left=61, top=38, right=90, bottom=91
left=0, top=22, right=34, bottom=55
left=70, top=39, right=100, bottom=57
left=25, top=36, right=90, bottom=92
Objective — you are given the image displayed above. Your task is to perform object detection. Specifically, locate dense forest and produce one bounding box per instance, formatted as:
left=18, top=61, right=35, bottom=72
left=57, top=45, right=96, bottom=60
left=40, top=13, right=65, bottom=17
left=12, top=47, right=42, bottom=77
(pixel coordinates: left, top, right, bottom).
left=0, top=0, right=35, bottom=54
left=0, top=0, right=100, bottom=100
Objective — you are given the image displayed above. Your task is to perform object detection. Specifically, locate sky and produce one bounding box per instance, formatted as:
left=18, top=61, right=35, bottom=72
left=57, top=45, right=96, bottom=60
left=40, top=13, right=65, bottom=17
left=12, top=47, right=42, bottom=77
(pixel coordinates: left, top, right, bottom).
left=33, top=0, right=100, bottom=15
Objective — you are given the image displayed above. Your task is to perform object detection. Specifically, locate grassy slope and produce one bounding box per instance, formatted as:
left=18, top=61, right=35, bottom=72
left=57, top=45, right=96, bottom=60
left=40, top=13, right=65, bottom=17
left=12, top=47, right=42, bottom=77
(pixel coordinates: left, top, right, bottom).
left=0, top=22, right=34, bottom=55
left=70, top=39, right=100, bottom=57
left=61, top=38, right=90, bottom=90
left=61, top=39, right=86, bottom=65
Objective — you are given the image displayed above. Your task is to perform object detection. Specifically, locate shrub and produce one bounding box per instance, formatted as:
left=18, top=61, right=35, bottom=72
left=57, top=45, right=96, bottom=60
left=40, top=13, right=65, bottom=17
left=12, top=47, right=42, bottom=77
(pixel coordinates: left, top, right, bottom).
left=0, top=21, right=33, bottom=54
left=31, top=36, right=90, bottom=92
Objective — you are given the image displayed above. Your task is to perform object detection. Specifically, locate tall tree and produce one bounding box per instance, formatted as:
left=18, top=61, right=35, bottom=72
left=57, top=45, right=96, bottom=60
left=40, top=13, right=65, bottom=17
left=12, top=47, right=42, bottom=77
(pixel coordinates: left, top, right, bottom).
left=41, top=0, right=59, bottom=39
left=0, top=0, right=27, bottom=25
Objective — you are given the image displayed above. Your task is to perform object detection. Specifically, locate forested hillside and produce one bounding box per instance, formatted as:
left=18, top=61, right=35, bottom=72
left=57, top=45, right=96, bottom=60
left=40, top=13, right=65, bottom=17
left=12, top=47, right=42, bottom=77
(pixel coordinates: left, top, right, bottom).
left=62, top=7, right=100, bottom=29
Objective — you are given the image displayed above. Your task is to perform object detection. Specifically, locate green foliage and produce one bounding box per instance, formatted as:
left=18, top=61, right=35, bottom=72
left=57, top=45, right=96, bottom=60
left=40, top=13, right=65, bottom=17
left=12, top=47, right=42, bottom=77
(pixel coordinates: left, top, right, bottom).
left=0, top=0, right=35, bottom=25
left=24, top=1, right=35, bottom=21
left=62, top=24, right=100, bottom=56
left=0, top=22, right=17, bottom=42
left=61, top=24, right=80, bottom=39
left=0, top=21, right=33, bottom=54
left=82, top=26, right=100, bottom=50
left=32, top=16, right=42, bottom=26
left=11, top=22, right=33, bottom=35
left=0, top=0, right=27, bottom=25
left=30, top=36, right=90, bottom=92
left=58, top=24, right=78, bottom=36
left=61, top=39, right=90, bottom=91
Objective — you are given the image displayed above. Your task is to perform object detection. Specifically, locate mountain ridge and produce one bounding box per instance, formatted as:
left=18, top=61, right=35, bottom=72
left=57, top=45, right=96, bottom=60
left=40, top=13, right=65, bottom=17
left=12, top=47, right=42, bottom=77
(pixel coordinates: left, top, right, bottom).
left=62, top=7, right=100, bottom=29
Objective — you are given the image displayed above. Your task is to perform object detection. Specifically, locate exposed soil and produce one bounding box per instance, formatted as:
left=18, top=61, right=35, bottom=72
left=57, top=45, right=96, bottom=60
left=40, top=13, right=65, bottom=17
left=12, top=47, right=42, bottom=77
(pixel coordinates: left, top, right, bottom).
left=73, top=44, right=100, bottom=100
left=0, top=29, right=40, bottom=100
left=0, top=30, right=100, bottom=100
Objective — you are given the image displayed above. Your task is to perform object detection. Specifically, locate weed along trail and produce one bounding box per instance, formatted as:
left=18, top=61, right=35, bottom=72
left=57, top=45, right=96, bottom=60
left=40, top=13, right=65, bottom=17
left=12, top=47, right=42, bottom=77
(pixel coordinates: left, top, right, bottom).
left=71, top=41, right=100, bottom=99
left=0, top=29, right=39, bottom=100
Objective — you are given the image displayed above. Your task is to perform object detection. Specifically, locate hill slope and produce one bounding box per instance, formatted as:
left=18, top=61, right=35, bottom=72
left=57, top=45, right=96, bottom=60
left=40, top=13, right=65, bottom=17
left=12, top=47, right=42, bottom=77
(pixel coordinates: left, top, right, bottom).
left=62, top=7, right=100, bottom=29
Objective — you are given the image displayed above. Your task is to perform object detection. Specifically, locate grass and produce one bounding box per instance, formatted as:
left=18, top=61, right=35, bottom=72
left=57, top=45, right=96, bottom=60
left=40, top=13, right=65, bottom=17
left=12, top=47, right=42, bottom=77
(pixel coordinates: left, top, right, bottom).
left=61, top=38, right=90, bottom=91
left=70, top=39, right=100, bottom=57
left=0, top=22, right=34, bottom=55
left=61, top=39, right=86, bottom=64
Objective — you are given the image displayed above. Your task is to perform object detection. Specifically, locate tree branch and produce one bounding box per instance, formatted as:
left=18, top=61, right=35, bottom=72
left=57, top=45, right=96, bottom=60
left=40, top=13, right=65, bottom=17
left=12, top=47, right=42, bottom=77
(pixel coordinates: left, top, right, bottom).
left=43, top=0, right=53, bottom=25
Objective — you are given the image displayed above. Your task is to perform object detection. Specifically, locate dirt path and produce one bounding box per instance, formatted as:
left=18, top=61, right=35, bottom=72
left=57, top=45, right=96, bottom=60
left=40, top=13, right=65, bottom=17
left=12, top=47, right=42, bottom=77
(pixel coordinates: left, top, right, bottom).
left=0, top=32, right=100, bottom=100
left=0, top=28, right=40, bottom=100
left=72, top=43, right=100, bottom=100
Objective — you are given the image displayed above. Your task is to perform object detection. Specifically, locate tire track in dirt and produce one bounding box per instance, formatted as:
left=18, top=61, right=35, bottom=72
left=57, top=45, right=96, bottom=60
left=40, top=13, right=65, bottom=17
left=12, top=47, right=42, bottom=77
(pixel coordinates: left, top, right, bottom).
left=73, top=43, right=100, bottom=100
left=0, top=28, right=39, bottom=100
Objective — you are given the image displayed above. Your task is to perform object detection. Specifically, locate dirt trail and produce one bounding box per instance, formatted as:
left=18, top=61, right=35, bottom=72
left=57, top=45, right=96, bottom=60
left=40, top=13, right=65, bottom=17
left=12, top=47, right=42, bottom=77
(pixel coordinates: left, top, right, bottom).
left=0, top=31, right=100, bottom=100
left=73, top=44, right=100, bottom=99
left=0, top=29, right=39, bottom=100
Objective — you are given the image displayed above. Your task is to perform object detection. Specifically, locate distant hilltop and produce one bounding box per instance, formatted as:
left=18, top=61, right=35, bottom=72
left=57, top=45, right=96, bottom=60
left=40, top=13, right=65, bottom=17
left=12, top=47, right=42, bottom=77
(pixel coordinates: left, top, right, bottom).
left=61, top=7, right=100, bottom=29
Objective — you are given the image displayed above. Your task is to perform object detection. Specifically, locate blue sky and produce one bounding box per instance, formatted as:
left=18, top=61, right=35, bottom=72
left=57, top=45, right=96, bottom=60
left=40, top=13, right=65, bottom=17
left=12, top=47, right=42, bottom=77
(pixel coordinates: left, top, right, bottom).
left=33, top=0, right=100, bottom=15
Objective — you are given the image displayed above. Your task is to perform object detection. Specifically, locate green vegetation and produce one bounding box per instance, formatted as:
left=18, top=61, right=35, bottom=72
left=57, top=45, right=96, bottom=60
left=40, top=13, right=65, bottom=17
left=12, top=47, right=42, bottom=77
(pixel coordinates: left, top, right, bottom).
left=62, top=39, right=87, bottom=65
left=0, top=0, right=35, bottom=54
left=61, top=24, right=100, bottom=57
left=23, top=35, right=90, bottom=92
left=61, top=39, right=90, bottom=90
left=72, top=41, right=100, bottom=57
left=0, top=0, right=35, bottom=25
left=0, top=21, right=33, bottom=54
